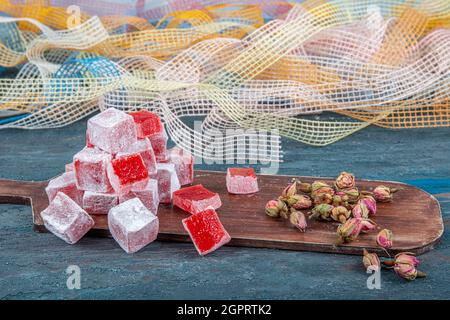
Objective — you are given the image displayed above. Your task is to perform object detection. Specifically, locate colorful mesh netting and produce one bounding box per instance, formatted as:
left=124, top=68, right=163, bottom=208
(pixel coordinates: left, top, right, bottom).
left=0, top=0, right=449, bottom=161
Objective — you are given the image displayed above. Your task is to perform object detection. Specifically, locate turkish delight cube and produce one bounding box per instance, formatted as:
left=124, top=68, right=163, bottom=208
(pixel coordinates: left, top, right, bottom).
left=116, top=138, right=156, bottom=175
left=119, top=179, right=159, bottom=215
left=182, top=207, right=231, bottom=256
left=45, top=171, right=84, bottom=206
left=129, top=110, right=167, bottom=161
left=226, top=168, right=259, bottom=194
left=108, top=198, right=159, bottom=253
left=173, top=184, right=221, bottom=215
left=154, top=163, right=180, bottom=204
left=41, top=192, right=94, bottom=244
left=65, top=162, right=74, bottom=172
left=73, top=147, right=112, bottom=192
left=107, top=153, right=149, bottom=195
left=166, top=147, right=194, bottom=186
left=83, top=191, right=118, bottom=215
left=87, top=108, right=137, bottom=154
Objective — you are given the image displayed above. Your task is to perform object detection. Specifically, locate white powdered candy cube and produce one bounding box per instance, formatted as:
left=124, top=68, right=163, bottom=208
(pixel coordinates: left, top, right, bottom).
left=155, top=163, right=181, bottom=204
left=74, top=147, right=112, bottom=192
left=65, top=162, right=74, bottom=172
left=83, top=191, right=118, bottom=215
left=108, top=198, right=159, bottom=253
left=45, top=172, right=84, bottom=206
left=166, top=147, right=194, bottom=186
left=87, top=108, right=137, bottom=154
left=226, top=168, right=259, bottom=194
left=41, top=192, right=94, bottom=244
left=116, top=138, right=157, bottom=175
left=119, top=179, right=159, bottom=215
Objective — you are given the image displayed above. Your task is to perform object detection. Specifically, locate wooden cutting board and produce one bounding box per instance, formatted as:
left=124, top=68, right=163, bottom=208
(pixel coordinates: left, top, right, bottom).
left=0, top=170, right=443, bottom=256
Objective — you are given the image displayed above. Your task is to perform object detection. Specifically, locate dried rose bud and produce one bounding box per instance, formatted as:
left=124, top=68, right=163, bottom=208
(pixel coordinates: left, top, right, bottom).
left=336, top=217, right=362, bottom=244
left=282, top=181, right=297, bottom=198
left=359, top=218, right=377, bottom=233
left=332, top=193, right=349, bottom=207
left=290, top=210, right=307, bottom=232
left=393, top=252, right=426, bottom=281
left=363, top=249, right=380, bottom=271
left=265, top=199, right=287, bottom=218
left=331, top=206, right=351, bottom=223
left=311, top=181, right=335, bottom=199
left=361, top=195, right=377, bottom=215
left=298, top=182, right=312, bottom=193
left=341, top=187, right=360, bottom=203
left=313, top=193, right=333, bottom=205
left=335, top=171, right=356, bottom=190
left=309, top=203, right=333, bottom=221
left=376, top=229, right=393, bottom=248
left=373, top=185, right=399, bottom=202
left=290, top=194, right=312, bottom=210
left=352, top=200, right=369, bottom=219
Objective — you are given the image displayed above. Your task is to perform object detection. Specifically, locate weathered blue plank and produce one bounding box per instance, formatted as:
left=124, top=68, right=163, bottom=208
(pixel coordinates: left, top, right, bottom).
left=0, top=118, right=449, bottom=299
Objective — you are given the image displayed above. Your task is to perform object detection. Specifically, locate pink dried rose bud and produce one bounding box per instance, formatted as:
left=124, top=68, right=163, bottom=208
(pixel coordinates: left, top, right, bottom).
left=297, top=181, right=312, bottom=193
left=311, top=181, right=335, bottom=199
left=331, top=206, right=351, bottom=223
left=281, top=181, right=297, bottom=198
left=373, top=185, right=399, bottom=202
left=352, top=200, right=369, bottom=219
left=376, top=228, right=393, bottom=248
left=335, top=171, right=355, bottom=190
left=265, top=199, right=288, bottom=218
left=361, top=195, right=377, bottom=215
left=341, top=187, right=360, bottom=203
left=313, top=193, right=333, bottom=205
left=309, top=203, right=333, bottom=221
left=336, top=217, right=363, bottom=244
left=289, top=194, right=312, bottom=209
left=289, top=210, right=307, bottom=232
left=363, top=249, right=380, bottom=271
left=359, top=218, right=377, bottom=233
left=393, top=252, right=426, bottom=281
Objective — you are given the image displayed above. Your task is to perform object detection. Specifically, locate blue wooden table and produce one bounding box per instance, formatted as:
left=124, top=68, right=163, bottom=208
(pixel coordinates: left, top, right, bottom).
left=1, top=117, right=449, bottom=299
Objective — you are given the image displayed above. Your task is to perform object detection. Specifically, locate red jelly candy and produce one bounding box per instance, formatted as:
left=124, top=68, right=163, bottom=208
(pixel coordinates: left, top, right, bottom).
left=173, top=184, right=221, bottom=215
left=182, top=207, right=231, bottom=256
left=107, top=153, right=149, bottom=194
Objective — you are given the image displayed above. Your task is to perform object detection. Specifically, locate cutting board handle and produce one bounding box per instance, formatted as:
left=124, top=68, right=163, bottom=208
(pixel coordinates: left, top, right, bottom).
left=0, top=179, right=47, bottom=205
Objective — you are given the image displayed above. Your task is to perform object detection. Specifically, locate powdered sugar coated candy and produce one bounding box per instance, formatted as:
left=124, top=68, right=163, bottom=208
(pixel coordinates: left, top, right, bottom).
left=65, top=162, right=74, bottom=172
left=226, top=168, right=259, bottom=194
left=73, top=147, right=112, bottom=193
left=119, top=179, right=159, bottom=215
left=45, top=171, right=84, bottom=206
left=182, top=207, right=231, bottom=256
left=87, top=108, right=137, bottom=154
left=129, top=110, right=167, bottom=161
left=155, top=163, right=180, bottom=204
left=83, top=191, right=118, bottom=215
left=166, top=147, right=194, bottom=186
left=107, top=153, right=149, bottom=195
left=116, top=138, right=156, bottom=175
left=108, top=198, right=159, bottom=253
left=173, top=185, right=221, bottom=215
left=41, top=192, right=94, bottom=244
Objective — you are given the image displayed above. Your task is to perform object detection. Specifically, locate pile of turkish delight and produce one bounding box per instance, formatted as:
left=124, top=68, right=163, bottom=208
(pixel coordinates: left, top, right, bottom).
left=41, top=108, right=253, bottom=256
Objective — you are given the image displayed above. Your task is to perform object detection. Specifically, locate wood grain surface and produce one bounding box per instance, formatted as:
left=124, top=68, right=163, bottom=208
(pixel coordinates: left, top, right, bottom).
left=0, top=170, right=443, bottom=256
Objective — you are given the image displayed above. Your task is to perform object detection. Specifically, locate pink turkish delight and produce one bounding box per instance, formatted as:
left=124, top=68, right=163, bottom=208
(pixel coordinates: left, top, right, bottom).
left=226, top=168, right=259, bottom=194
left=166, top=147, right=194, bottom=186
left=154, top=163, right=180, bottom=204
left=73, top=147, right=112, bottom=192
left=87, top=108, right=137, bottom=154
left=41, top=192, right=94, bottom=244
left=182, top=207, right=231, bottom=256
left=173, top=185, right=221, bottom=215
left=45, top=172, right=84, bottom=206
left=119, top=179, right=159, bottom=215
left=129, top=110, right=167, bottom=161
left=108, top=198, right=159, bottom=253
left=116, top=138, right=156, bottom=175
left=107, top=153, right=149, bottom=194
left=65, top=162, right=74, bottom=172
left=83, top=191, right=118, bottom=215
